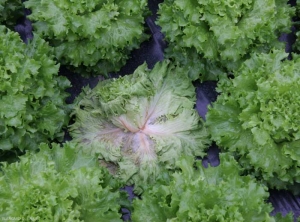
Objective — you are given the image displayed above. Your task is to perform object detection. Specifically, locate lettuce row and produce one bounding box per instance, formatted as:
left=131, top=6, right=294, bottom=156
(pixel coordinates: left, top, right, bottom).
left=131, top=153, right=292, bottom=221
left=0, top=26, right=70, bottom=152
left=69, top=61, right=209, bottom=192
left=157, top=0, right=295, bottom=81
left=24, top=0, right=149, bottom=75
left=0, top=0, right=24, bottom=28
left=206, top=50, right=300, bottom=192
left=0, top=142, right=125, bottom=221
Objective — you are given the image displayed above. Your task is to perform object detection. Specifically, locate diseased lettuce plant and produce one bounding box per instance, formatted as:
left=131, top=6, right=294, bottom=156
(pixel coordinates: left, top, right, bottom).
left=205, top=50, right=300, bottom=192
left=131, top=154, right=293, bottom=221
left=157, top=0, right=295, bottom=81
left=0, top=26, right=70, bottom=153
left=0, top=0, right=24, bottom=28
left=69, top=61, right=209, bottom=192
left=0, top=142, right=126, bottom=221
left=24, top=0, right=149, bottom=75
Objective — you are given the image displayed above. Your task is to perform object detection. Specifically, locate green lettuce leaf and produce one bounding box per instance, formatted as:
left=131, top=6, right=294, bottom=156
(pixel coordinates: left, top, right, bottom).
left=0, top=26, right=71, bottom=153
left=131, top=153, right=288, bottom=221
left=206, top=50, right=300, bottom=192
left=69, top=61, right=209, bottom=192
left=0, top=142, right=125, bottom=221
left=157, top=0, right=295, bottom=81
left=293, top=0, right=300, bottom=52
left=0, top=0, right=24, bottom=28
left=24, top=0, right=149, bottom=76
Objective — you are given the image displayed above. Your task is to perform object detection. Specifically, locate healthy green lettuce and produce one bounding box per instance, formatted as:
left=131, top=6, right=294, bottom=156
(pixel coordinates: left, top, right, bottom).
left=69, top=61, right=209, bottom=192
left=131, top=153, right=291, bottom=221
left=157, top=0, right=295, bottom=81
left=24, top=0, right=149, bottom=75
left=0, top=26, right=70, bottom=153
left=0, top=142, right=125, bottom=222
left=205, top=50, right=300, bottom=192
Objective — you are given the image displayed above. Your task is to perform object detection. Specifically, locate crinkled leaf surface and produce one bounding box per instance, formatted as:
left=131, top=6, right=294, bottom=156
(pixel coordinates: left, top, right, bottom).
left=24, top=0, right=150, bottom=75
left=0, top=142, right=125, bottom=222
left=0, top=26, right=70, bottom=152
left=131, top=154, right=288, bottom=221
left=0, top=0, right=24, bottom=28
left=69, top=61, right=209, bottom=191
left=157, top=0, right=295, bottom=80
left=294, top=0, right=300, bottom=52
left=206, top=50, right=300, bottom=192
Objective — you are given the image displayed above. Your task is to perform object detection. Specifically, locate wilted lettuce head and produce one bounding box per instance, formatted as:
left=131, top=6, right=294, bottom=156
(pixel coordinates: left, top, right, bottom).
left=0, top=142, right=125, bottom=222
left=206, top=50, right=300, bottom=192
left=0, top=26, right=70, bottom=153
left=131, top=153, right=291, bottom=221
left=24, top=0, right=150, bottom=75
left=69, top=61, right=209, bottom=191
left=157, top=0, right=295, bottom=81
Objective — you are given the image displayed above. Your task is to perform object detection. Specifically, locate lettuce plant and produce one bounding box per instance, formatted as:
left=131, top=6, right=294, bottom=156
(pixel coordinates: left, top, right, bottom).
left=294, top=0, right=300, bottom=52
left=0, top=0, right=24, bottom=28
left=0, top=26, right=70, bottom=152
left=0, top=142, right=125, bottom=221
left=69, top=61, right=209, bottom=192
left=157, top=0, right=295, bottom=81
left=24, top=0, right=149, bottom=75
left=131, top=154, right=292, bottom=221
left=205, top=50, right=300, bottom=192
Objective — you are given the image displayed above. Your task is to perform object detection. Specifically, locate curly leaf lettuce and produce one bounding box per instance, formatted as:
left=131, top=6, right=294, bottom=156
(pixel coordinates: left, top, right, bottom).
left=206, top=50, right=300, bottom=192
left=69, top=61, right=209, bottom=191
left=157, top=0, right=295, bottom=81
left=0, top=0, right=24, bottom=28
left=0, top=26, right=70, bottom=152
left=24, top=0, right=149, bottom=75
left=294, top=0, right=300, bottom=52
left=131, top=153, right=290, bottom=221
left=0, top=142, right=125, bottom=221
